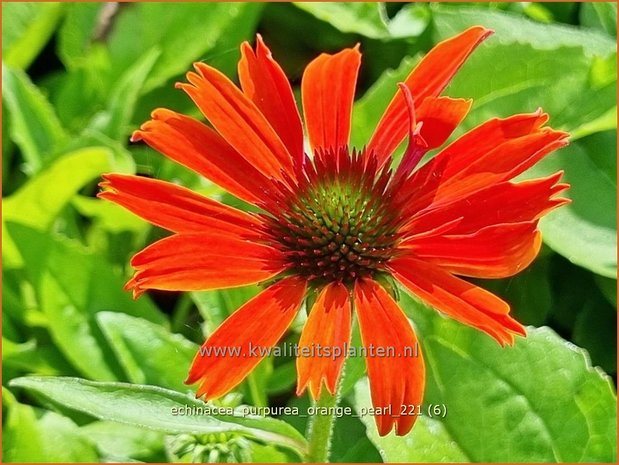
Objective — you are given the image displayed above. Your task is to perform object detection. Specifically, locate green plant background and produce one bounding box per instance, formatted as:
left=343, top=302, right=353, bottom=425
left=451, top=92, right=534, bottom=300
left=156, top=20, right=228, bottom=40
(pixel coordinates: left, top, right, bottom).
left=2, top=2, right=617, bottom=463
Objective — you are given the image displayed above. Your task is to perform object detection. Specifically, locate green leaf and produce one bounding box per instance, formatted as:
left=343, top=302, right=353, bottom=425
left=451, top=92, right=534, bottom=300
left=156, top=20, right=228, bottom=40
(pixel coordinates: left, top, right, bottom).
left=354, top=379, right=468, bottom=462
left=57, top=3, right=105, bottom=69
left=105, top=3, right=263, bottom=93
left=71, top=195, right=146, bottom=234
left=377, top=293, right=618, bottom=462
left=9, top=224, right=165, bottom=381
left=80, top=421, right=165, bottom=462
left=245, top=442, right=291, bottom=463
left=387, top=3, right=431, bottom=39
left=88, top=47, right=160, bottom=140
left=439, top=42, right=615, bottom=142
left=2, top=2, right=64, bottom=69
left=266, top=361, right=296, bottom=395
left=2, top=64, right=69, bottom=173
left=329, top=397, right=382, bottom=463
left=580, top=2, right=617, bottom=38
left=480, top=256, right=552, bottom=326
left=528, top=132, right=617, bottom=278
left=3, top=388, right=99, bottom=462
left=340, top=320, right=367, bottom=397
left=97, top=312, right=197, bottom=391
left=2, top=147, right=118, bottom=268
left=595, top=275, right=617, bottom=308
left=293, top=2, right=389, bottom=39
left=431, top=5, right=616, bottom=57
left=572, top=294, right=617, bottom=374
left=2, top=337, right=74, bottom=376
left=9, top=376, right=308, bottom=457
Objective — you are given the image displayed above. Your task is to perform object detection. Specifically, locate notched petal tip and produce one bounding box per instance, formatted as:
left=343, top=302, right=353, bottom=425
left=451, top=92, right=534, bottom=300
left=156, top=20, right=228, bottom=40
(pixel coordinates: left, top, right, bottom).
left=124, top=276, right=145, bottom=300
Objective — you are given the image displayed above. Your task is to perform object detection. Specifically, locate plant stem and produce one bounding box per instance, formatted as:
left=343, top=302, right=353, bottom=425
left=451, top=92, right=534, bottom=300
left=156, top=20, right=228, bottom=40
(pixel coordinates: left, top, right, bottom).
left=305, top=384, right=342, bottom=463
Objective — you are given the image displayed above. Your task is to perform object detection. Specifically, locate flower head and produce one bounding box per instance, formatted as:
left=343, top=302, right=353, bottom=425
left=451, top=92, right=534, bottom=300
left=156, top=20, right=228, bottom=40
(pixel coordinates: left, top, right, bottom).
left=99, top=26, right=569, bottom=436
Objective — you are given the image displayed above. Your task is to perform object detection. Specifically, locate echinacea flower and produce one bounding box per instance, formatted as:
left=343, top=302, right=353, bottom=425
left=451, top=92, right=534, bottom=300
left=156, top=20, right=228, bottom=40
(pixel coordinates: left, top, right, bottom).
left=99, top=26, right=569, bottom=437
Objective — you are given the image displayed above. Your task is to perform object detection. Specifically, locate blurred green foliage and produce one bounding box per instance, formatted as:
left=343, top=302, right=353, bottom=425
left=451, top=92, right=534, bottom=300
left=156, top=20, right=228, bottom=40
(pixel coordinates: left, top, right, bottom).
left=2, top=2, right=617, bottom=463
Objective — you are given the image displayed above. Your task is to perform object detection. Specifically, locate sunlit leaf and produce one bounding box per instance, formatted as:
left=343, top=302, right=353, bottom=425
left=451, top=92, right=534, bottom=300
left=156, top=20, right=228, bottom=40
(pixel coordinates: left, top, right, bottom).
left=80, top=421, right=165, bottom=462
left=105, top=3, right=263, bottom=92
left=528, top=132, right=617, bottom=278
left=293, top=2, right=389, bottom=39
left=87, top=47, right=160, bottom=140
left=354, top=379, right=468, bottom=462
left=2, top=147, right=117, bottom=268
left=2, top=2, right=64, bottom=69
left=580, top=2, right=617, bottom=37
left=57, top=3, right=105, bottom=69
left=97, top=312, right=197, bottom=391
left=431, top=5, right=616, bottom=57
left=10, top=376, right=308, bottom=457
left=364, top=293, right=618, bottom=462
left=2, top=388, right=99, bottom=462
left=2, top=64, right=69, bottom=172
left=9, top=224, right=165, bottom=380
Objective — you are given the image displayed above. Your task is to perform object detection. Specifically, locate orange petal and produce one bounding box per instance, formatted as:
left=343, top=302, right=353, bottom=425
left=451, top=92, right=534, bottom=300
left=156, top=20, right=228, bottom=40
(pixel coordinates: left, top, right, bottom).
left=98, top=174, right=264, bottom=237
left=415, top=97, right=472, bottom=151
left=401, top=172, right=569, bottom=237
left=131, top=109, right=270, bottom=206
left=296, top=282, right=352, bottom=399
left=400, top=221, right=543, bottom=279
left=177, top=62, right=294, bottom=182
left=126, top=233, right=285, bottom=298
left=239, top=35, right=304, bottom=166
left=186, top=276, right=306, bottom=398
left=354, top=279, right=425, bottom=436
left=403, top=111, right=568, bottom=209
left=302, top=46, right=361, bottom=152
left=368, top=26, right=492, bottom=160
left=390, top=257, right=526, bottom=346
left=434, top=130, right=569, bottom=203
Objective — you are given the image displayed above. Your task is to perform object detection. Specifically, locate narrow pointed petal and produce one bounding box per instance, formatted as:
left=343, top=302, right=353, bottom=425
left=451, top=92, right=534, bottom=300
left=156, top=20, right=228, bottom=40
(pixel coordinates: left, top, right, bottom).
left=434, top=130, right=569, bottom=202
left=186, top=277, right=306, bottom=398
left=400, top=221, right=543, bottom=278
left=354, top=279, right=425, bottom=436
left=98, top=174, right=264, bottom=237
left=400, top=111, right=569, bottom=213
left=401, top=172, right=570, bottom=237
left=239, top=35, right=304, bottom=166
left=126, top=233, right=286, bottom=298
left=302, top=46, right=361, bottom=152
left=368, top=26, right=492, bottom=160
left=131, top=109, right=270, bottom=205
left=296, top=283, right=351, bottom=399
left=390, top=257, right=526, bottom=346
left=177, top=62, right=295, bottom=182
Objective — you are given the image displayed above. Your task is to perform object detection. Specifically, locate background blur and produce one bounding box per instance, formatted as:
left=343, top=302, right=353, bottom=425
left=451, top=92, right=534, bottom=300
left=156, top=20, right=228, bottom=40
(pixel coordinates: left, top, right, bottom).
left=2, top=2, right=617, bottom=463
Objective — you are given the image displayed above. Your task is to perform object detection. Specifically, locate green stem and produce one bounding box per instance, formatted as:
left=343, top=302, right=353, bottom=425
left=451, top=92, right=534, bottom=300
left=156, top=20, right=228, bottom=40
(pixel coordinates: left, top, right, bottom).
left=305, top=383, right=342, bottom=463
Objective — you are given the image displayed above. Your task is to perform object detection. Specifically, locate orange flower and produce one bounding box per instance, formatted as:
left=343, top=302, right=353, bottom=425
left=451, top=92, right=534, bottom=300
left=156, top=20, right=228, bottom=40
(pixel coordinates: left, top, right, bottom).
left=99, top=26, right=569, bottom=436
